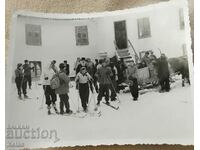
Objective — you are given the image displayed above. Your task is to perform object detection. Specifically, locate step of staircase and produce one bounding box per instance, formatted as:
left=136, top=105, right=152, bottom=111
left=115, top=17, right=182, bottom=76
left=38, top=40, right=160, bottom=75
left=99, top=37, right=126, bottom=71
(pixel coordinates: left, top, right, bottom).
left=116, top=49, right=129, bottom=53
left=125, top=59, right=134, bottom=63
left=120, top=56, right=132, bottom=59
left=117, top=52, right=130, bottom=57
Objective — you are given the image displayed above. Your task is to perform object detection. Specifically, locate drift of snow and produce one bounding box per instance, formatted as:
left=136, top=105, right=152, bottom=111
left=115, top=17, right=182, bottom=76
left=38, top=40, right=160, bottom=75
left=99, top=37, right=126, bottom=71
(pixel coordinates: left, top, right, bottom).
left=6, top=75, right=193, bottom=148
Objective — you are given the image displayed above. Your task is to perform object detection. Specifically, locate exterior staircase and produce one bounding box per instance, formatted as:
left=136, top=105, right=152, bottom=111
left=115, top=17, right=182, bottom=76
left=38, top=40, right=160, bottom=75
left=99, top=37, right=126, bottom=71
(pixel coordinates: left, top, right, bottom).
left=114, top=39, right=140, bottom=65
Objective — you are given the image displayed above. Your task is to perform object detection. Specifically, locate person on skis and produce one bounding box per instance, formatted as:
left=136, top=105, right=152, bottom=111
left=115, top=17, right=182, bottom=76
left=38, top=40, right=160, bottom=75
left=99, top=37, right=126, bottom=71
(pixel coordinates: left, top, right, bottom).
left=95, top=59, right=113, bottom=105
left=109, top=61, right=118, bottom=101
left=75, top=66, right=93, bottom=112
left=23, top=60, right=34, bottom=89
left=42, top=62, right=58, bottom=115
left=15, top=63, right=28, bottom=99
left=55, top=63, right=72, bottom=115
left=126, top=61, right=139, bottom=101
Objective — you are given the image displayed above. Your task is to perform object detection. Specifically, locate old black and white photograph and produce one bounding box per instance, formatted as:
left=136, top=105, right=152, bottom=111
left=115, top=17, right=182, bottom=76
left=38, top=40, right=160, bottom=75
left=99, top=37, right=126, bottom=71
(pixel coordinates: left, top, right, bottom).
left=5, top=0, right=193, bottom=149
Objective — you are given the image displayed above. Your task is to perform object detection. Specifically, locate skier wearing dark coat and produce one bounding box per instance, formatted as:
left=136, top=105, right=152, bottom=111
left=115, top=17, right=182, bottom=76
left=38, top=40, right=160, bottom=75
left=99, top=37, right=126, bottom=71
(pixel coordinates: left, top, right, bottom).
left=109, top=62, right=117, bottom=101
left=93, top=59, right=99, bottom=93
left=55, top=63, right=72, bottom=115
left=23, top=60, right=34, bottom=89
left=64, top=60, right=70, bottom=76
left=126, top=62, right=139, bottom=101
left=116, top=58, right=127, bottom=84
left=15, top=63, right=28, bottom=99
left=157, top=54, right=170, bottom=92
left=95, top=60, right=113, bottom=105
left=76, top=57, right=87, bottom=74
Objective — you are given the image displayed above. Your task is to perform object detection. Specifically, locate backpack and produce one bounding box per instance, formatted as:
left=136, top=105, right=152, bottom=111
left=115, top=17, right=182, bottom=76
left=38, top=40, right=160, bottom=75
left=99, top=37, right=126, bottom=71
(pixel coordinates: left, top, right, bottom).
left=50, top=73, right=60, bottom=89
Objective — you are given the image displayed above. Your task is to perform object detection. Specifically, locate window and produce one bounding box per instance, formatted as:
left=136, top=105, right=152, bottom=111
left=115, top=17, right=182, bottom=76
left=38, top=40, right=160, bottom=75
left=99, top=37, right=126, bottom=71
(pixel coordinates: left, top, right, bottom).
left=137, top=17, right=151, bottom=39
left=75, top=26, right=89, bottom=46
left=25, top=24, right=42, bottom=46
left=179, top=8, right=185, bottom=30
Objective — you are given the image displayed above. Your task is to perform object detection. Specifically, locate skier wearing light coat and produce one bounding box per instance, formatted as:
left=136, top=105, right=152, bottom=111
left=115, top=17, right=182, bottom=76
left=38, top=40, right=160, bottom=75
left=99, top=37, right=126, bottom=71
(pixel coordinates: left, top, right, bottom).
left=42, top=62, right=58, bottom=115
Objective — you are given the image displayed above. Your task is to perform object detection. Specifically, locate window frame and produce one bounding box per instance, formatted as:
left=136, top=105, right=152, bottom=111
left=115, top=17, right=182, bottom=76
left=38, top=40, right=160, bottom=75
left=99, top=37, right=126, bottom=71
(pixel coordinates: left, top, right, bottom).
left=137, top=17, right=151, bottom=39
left=75, top=25, right=89, bottom=46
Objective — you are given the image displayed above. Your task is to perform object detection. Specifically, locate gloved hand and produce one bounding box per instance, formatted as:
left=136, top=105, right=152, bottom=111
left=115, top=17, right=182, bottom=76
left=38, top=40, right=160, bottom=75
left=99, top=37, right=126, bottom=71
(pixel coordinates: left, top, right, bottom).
left=44, top=77, right=48, bottom=80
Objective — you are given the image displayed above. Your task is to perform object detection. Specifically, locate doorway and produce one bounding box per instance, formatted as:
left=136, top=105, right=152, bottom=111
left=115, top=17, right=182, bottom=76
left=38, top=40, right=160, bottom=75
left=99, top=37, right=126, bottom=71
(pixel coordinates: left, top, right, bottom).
left=114, top=20, right=128, bottom=49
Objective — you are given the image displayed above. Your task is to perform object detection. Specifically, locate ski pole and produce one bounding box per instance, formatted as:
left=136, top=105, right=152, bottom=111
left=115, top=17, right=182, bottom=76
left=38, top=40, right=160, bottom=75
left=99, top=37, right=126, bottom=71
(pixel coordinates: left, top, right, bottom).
left=39, top=85, right=46, bottom=110
left=88, top=83, right=98, bottom=111
left=68, top=90, right=78, bottom=111
left=76, top=83, right=81, bottom=113
left=87, top=80, right=95, bottom=106
left=108, top=76, right=121, bottom=103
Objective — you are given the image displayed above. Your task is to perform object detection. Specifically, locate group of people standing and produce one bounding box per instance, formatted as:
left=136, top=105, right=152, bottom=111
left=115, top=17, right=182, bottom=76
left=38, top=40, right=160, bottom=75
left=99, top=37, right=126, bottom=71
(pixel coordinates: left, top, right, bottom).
left=14, top=51, right=171, bottom=115
left=74, top=57, right=139, bottom=106
left=14, top=60, right=34, bottom=99
left=141, top=51, right=171, bottom=92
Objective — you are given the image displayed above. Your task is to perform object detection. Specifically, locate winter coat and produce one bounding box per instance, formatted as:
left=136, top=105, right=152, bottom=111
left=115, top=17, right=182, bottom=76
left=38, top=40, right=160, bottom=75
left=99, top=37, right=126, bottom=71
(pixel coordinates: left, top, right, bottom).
left=110, top=66, right=118, bottom=81
left=96, top=64, right=102, bottom=70
left=42, top=63, right=56, bottom=85
left=95, top=66, right=112, bottom=85
left=15, top=68, right=23, bottom=78
left=75, top=72, right=92, bottom=84
left=64, top=63, right=70, bottom=75
left=157, top=57, right=170, bottom=80
left=86, top=62, right=95, bottom=77
left=126, top=65, right=138, bottom=80
left=23, top=64, right=33, bottom=76
left=55, top=71, right=70, bottom=95
left=141, top=55, right=151, bottom=66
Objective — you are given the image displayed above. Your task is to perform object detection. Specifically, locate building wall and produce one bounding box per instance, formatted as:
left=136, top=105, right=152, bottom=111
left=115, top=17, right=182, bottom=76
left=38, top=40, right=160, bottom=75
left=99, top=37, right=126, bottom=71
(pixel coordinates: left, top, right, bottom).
left=13, top=16, right=100, bottom=75
left=12, top=0, right=188, bottom=76
left=96, top=1, right=186, bottom=58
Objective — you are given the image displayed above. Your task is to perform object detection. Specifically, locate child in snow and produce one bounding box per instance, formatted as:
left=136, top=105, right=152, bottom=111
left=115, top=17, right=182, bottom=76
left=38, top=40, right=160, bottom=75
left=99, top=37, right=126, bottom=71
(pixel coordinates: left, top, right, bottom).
left=15, top=63, right=28, bottom=99
left=42, top=62, right=58, bottom=115
left=126, top=61, right=139, bottom=101
left=55, top=63, right=72, bottom=115
left=95, top=59, right=113, bottom=105
left=75, top=66, right=93, bottom=112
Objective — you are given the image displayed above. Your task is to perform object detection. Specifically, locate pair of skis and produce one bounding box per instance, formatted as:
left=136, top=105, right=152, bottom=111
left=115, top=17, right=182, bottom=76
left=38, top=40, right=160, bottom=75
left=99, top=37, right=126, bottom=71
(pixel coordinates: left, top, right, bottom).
left=18, top=96, right=32, bottom=101
left=102, top=102, right=119, bottom=110
left=62, top=110, right=101, bottom=118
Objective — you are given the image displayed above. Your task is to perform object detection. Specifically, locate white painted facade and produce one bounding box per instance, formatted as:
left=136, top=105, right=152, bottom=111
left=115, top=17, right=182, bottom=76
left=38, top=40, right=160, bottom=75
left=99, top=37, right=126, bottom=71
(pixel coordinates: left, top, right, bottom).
left=11, top=0, right=190, bottom=76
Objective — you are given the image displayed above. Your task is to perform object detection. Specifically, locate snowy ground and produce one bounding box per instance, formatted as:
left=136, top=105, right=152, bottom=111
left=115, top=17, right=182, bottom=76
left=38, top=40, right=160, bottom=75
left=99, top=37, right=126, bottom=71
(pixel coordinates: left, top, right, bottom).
left=6, top=75, right=193, bottom=149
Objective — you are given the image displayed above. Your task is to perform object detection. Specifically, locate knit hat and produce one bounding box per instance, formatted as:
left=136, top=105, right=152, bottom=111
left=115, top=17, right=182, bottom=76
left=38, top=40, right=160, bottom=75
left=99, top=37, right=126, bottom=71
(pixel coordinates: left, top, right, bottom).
left=80, top=66, right=86, bottom=71
left=17, top=63, right=22, bottom=68
left=81, top=57, right=86, bottom=61
left=59, top=63, right=65, bottom=69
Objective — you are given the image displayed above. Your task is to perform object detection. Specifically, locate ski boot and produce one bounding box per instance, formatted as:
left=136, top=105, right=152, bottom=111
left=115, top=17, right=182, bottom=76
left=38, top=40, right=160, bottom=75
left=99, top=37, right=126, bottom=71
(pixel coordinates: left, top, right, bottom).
left=18, top=95, right=23, bottom=100
left=83, top=107, right=88, bottom=113
left=53, top=104, right=59, bottom=114
left=66, top=109, right=73, bottom=114
left=106, top=101, right=110, bottom=105
left=24, top=95, right=29, bottom=99
left=47, top=106, right=51, bottom=115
